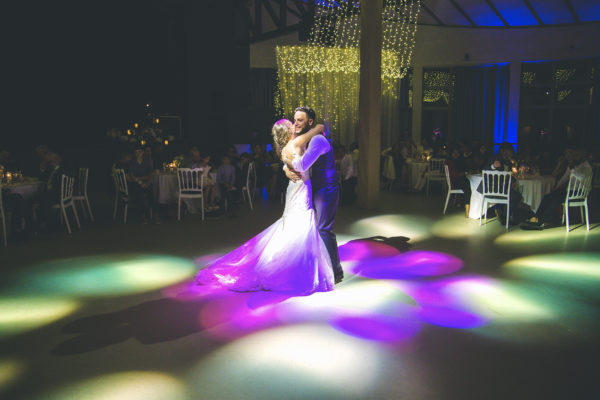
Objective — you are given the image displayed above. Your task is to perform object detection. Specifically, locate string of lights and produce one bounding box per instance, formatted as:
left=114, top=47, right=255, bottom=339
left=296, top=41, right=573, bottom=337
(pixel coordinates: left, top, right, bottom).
left=276, top=0, right=420, bottom=142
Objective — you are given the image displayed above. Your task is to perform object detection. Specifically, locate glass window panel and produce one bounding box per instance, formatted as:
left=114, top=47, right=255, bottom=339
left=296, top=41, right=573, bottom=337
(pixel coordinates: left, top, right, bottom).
left=521, top=62, right=552, bottom=84
left=521, top=86, right=553, bottom=106
left=555, top=85, right=586, bottom=105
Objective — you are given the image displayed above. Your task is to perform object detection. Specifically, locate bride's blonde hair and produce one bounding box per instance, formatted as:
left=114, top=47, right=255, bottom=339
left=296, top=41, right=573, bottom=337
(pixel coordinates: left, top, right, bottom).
left=271, top=119, right=292, bottom=159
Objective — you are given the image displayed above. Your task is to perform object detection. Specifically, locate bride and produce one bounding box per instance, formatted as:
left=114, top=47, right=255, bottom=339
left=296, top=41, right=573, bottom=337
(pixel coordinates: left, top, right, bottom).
left=195, top=119, right=334, bottom=295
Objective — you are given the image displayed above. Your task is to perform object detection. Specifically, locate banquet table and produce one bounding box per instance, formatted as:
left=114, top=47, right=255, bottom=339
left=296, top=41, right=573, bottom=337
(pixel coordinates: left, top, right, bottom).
left=466, top=173, right=556, bottom=219
left=406, top=160, right=428, bottom=189
left=515, top=175, right=556, bottom=212
left=2, top=179, right=43, bottom=201
left=156, top=172, right=178, bottom=204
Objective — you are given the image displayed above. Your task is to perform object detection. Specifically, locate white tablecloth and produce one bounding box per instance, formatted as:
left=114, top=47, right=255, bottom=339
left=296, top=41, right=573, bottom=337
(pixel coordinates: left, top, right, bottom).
left=3, top=181, right=43, bottom=201
left=516, top=175, right=555, bottom=212
left=467, top=174, right=556, bottom=218
left=156, top=173, right=178, bottom=204
left=156, top=171, right=218, bottom=206
left=467, top=174, right=484, bottom=219
left=406, top=161, right=428, bottom=189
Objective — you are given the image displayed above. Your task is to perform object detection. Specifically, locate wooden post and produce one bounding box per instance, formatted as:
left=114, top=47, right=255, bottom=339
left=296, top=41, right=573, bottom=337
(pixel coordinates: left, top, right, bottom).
left=357, top=0, right=383, bottom=209
left=411, top=65, right=423, bottom=146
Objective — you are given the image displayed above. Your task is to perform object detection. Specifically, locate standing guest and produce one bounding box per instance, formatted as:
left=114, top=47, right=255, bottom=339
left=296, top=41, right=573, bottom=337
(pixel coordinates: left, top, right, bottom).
left=339, top=146, right=357, bottom=205
left=127, top=146, right=155, bottom=223
left=217, top=156, right=236, bottom=209
left=521, top=147, right=592, bottom=230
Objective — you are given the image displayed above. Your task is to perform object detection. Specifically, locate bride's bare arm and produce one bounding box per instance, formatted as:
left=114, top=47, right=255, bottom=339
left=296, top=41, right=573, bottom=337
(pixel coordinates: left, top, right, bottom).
left=294, top=124, right=324, bottom=148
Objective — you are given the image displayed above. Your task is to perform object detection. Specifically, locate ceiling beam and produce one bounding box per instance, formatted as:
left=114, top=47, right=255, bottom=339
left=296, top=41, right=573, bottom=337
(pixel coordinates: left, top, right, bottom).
left=254, top=0, right=262, bottom=36
left=484, top=0, right=509, bottom=26
left=280, top=0, right=287, bottom=26
left=563, top=0, right=581, bottom=23
left=449, top=0, right=476, bottom=27
left=420, top=1, right=445, bottom=26
left=262, top=0, right=284, bottom=28
left=270, top=0, right=303, bottom=19
left=522, top=0, right=544, bottom=25
left=289, top=0, right=308, bottom=17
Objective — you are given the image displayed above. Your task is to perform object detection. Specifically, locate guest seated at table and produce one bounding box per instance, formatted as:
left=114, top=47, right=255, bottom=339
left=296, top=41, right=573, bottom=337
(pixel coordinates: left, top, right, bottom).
left=521, top=147, right=592, bottom=230
left=127, top=146, right=155, bottom=224
left=26, top=145, right=51, bottom=179
left=488, top=143, right=516, bottom=172
left=471, top=144, right=491, bottom=172
left=217, top=155, right=236, bottom=210
left=446, top=147, right=472, bottom=217
left=198, top=154, right=217, bottom=210
left=478, top=143, right=525, bottom=225
left=182, top=146, right=203, bottom=169
left=386, top=142, right=409, bottom=190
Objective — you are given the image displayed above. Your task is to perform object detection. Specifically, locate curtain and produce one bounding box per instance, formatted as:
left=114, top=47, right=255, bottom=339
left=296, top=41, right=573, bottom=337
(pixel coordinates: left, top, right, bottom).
left=249, top=68, right=278, bottom=142
left=451, top=64, right=509, bottom=147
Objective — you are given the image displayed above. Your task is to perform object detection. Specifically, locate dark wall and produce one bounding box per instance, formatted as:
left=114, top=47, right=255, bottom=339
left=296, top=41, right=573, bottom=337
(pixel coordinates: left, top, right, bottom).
left=183, top=0, right=250, bottom=146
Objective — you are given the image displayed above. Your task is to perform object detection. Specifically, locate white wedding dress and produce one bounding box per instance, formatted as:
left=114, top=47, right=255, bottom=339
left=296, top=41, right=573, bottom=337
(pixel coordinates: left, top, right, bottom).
left=196, top=152, right=334, bottom=295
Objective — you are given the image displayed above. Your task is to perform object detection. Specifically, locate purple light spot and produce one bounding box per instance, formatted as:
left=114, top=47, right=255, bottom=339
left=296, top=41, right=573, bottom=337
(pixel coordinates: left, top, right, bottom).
left=348, top=250, right=463, bottom=280
left=339, top=239, right=401, bottom=262
left=330, top=314, right=422, bottom=342
left=247, top=291, right=291, bottom=309
left=199, top=292, right=282, bottom=340
left=418, top=306, right=487, bottom=329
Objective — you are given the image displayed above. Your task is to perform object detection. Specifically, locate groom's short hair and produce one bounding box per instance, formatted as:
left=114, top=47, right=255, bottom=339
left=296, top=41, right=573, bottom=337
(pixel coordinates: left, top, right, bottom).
left=294, top=106, right=316, bottom=123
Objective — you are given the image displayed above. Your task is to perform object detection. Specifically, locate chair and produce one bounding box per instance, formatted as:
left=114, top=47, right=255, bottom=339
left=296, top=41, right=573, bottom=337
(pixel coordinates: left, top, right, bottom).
left=242, top=162, right=257, bottom=210
left=382, top=155, right=396, bottom=191
left=443, top=164, right=464, bottom=214
left=426, top=158, right=446, bottom=196
left=112, top=169, right=129, bottom=223
left=177, top=168, right=204, bottom=221
left=0, top=183, right=7, bottom=246
left=51, top=175, right=80, bottom=234
left=73, top=168, right=94, bottom=222
left=563, top=173, right=592, bottom=232
left=479, top=170, right=512, bottom=229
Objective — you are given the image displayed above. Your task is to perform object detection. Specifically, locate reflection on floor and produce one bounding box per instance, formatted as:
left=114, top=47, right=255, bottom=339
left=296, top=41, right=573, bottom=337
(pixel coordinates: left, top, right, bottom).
left=1, top=191, right=599, bottom=399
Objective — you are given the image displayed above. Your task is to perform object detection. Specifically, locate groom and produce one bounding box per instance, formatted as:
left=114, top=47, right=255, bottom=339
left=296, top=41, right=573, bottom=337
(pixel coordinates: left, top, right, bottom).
left=284, top=106, right=344, bottom=284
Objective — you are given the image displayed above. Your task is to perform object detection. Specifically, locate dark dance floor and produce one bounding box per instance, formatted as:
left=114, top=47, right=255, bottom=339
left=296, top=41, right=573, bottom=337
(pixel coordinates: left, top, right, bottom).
left=1, top=191, right=599, bottom=399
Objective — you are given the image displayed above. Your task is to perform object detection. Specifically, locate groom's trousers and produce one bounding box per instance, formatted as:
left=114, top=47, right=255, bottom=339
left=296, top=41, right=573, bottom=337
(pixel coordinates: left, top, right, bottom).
left=313, top=184, right=343, bottom=279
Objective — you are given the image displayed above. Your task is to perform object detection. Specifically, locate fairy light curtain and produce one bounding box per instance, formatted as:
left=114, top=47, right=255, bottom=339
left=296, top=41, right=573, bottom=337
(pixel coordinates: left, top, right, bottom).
left=275, top=0, right=420, bottom=145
